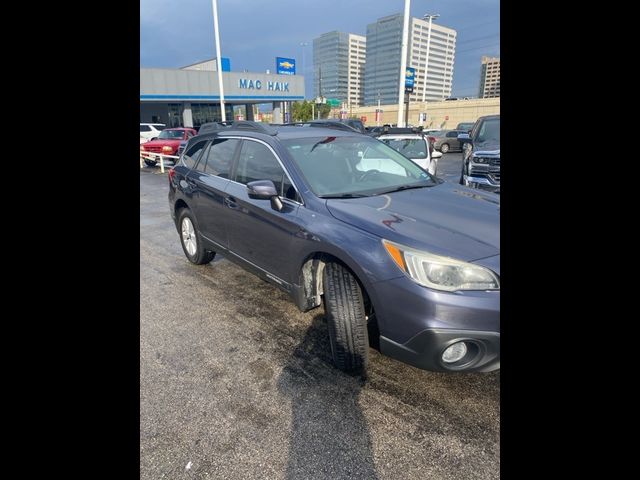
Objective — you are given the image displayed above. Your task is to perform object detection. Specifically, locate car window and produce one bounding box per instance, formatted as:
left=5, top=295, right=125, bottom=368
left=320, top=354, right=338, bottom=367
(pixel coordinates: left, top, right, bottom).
left=182, top=140, right=208, bottom=169
left=446, top=131, right=458, bottom=138
left=197, top=138, right=240, bottom=178
left=476, top=118, right=500, bottom=144
left=140, top=125, right=151, bottom=132
left=380, top=138, right=428, bottom=159
left=158, top=130, right=185, bottom=139
left=235, top=140, right=299, bottom=201
left=282, top=136, right=432, bottom=197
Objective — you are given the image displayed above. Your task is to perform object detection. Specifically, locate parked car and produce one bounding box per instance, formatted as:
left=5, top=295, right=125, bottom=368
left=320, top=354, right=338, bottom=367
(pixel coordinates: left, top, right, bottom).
left=140, top=123, right=166, bottom=141
left=140, top=127, right=197, bottom=166
left=432, top=129, right=466, bottom=153
left=456, top=122, right=475, bottom=132
left=168, top=121, right=500, bottom=374
left=376, top=130, right=442, bottom=176
left=458, top=115, right=500, bottom=193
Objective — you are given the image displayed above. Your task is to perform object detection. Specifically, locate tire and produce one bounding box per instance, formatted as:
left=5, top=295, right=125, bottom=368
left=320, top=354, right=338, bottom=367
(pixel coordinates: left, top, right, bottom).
left=323, top=262, right=370, bottom=374
left=177, top=208, right=215, bottom=265
left=144, top=159, right=157, bottom=167
left=440, top=143, right=450, bottom=154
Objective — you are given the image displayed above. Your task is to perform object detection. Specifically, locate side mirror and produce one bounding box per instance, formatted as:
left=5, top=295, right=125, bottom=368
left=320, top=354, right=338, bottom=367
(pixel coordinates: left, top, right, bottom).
left=247, top=180, right=283, bottom=211
left=431, top=151, right=442, bottom=159
left=457, top=133, right=471, bottom=143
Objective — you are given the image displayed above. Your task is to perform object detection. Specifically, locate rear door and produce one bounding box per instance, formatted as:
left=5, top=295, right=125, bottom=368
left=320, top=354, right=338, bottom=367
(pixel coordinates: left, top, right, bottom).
left=187, top=137, right=241, bottom=249
left=224, top=138, right=302, bottom=283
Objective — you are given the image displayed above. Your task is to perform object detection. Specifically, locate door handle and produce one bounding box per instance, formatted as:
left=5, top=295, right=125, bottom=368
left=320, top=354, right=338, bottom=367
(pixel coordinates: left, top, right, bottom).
left=224, top=196, right=238, bottom=209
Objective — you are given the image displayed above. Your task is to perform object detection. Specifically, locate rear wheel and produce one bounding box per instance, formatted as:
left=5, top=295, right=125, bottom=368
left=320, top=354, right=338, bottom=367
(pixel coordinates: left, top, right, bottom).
left=323, top=262, right=370, bottom=374
left=440, top=143, right=450, bottom=154
left=178, top=209, right=215, bottom=265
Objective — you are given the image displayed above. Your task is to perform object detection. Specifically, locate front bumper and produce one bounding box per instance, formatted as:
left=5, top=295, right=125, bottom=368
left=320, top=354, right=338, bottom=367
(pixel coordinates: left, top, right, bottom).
left=380, top=328, right=500, bottom=372
left=370, top=275, right=500, bottom=372
left=463, top=174, right=500, bottom=193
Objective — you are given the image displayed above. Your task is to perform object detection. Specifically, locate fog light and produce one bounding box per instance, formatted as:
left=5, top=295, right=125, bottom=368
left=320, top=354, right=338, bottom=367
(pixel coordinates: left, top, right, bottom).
left=442, top=342, right=467, bottom=363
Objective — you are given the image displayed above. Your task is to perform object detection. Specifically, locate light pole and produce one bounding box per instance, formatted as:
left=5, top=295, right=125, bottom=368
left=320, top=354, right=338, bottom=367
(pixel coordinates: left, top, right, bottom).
left=421, top=13, right=439, bottom=104
left=396, top=0, right=411, bottom=127
left=212, top=0, right=226, bottom=121
left=377, top=90, right=381, bottom=126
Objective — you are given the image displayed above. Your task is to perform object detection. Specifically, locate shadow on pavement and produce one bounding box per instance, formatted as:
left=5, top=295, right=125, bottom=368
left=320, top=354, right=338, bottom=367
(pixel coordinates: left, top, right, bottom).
left=278, top=313, right=378, bottom=480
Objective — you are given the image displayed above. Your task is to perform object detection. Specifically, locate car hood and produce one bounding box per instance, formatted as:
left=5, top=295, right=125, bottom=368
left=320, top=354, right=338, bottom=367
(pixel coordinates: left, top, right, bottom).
left=473, top=140, right=500, bottom=154
left=143, top=139, right=181, bottom=147
left=325, top=182, right=500, bottom=262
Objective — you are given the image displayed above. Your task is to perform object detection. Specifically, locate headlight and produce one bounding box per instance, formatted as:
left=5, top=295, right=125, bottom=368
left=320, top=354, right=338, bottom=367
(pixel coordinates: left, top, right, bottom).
left=140, top=145, right=146, bottom=151
left=471, top=155, right=488, bottom=163
left=382, top=239, right=499, bottom=291
left=162, top=146, right=173, bottom=152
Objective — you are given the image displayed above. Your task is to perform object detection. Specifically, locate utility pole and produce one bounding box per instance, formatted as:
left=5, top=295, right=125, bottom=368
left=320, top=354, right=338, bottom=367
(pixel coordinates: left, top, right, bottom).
left=212, top=0, right=226, bottom=122
left=376, top=91, right=381, bottom=126
left=396, top=0, right=411, bottom=127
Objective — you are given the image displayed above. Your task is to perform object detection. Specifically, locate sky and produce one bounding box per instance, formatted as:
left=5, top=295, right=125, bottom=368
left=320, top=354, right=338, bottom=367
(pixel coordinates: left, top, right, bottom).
left=140, top=0, right=499, bottom=99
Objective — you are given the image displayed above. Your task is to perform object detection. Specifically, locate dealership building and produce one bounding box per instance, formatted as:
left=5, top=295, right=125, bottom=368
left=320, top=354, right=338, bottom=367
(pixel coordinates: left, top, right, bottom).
left=140, top=60, right=305, bottom=127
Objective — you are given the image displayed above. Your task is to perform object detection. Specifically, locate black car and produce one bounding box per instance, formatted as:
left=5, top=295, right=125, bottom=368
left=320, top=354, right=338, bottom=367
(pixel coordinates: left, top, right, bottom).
left=168, top=121, right=500, bottom=374
left=458, top=115, right=500, bottom=193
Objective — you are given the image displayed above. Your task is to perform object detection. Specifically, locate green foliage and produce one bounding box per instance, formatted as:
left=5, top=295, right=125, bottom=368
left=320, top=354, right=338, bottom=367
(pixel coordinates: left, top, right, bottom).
left=291, top=100, right=332, bottom=121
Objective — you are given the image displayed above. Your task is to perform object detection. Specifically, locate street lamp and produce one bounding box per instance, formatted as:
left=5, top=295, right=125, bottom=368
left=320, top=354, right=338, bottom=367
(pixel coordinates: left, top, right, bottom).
left=421, top=13, right=440, bottom=104
left=396, top=0, right=411, bottom=127
left=212, top=0, right=226, bottom=122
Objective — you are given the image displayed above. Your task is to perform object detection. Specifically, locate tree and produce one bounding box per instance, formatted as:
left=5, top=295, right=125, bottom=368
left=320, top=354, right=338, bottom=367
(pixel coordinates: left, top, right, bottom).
left=291, top=100, right=332, bottom=121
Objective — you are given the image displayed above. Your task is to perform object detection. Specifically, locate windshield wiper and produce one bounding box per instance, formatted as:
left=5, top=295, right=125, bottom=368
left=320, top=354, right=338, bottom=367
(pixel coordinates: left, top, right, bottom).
left=319, top=193, right=370, bottom=199
left=376, top=181, right=435, bottom=195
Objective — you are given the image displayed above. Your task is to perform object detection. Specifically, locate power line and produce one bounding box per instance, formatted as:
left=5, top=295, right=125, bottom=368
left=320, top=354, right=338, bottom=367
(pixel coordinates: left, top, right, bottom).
left=456, top=33, right=500, bottom=46
left=455, top=42, right=500, bottom=55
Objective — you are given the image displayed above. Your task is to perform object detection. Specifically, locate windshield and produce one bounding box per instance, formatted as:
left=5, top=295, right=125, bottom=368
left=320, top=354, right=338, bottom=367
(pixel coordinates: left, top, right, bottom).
left=157, top=130, right=184, bottom=139
left=476, top=118, right=500, bottom=144
left=282, top=136, right=435, bottom=198
left=380, top=138, right=428, bottom=159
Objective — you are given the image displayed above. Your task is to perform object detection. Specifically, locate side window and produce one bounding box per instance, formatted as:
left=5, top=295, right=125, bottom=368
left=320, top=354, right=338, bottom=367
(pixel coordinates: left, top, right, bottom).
left=447, top=131, right=457, bottom=138
left=235, top=140, right=300, bottom=201
left=201, top=138, right=240, bottom=178
left=140, top=125, right=150, bottom=132
left=182, top=140, right=208, bottom=169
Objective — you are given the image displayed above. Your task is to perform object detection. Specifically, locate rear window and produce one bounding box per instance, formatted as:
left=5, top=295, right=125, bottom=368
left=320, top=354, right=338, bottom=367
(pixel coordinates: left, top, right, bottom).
left=380, top=138, right=428, bottom=159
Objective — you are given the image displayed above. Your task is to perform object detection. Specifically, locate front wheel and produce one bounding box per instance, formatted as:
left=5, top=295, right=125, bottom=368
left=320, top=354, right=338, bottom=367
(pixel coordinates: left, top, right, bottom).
left=440, top=143, right=450, bottom=154
left=178, top=209, right=215, bottom=265
left=323, top=262, right=370, bottom=374
left=144, top=159, right=157, bottom=167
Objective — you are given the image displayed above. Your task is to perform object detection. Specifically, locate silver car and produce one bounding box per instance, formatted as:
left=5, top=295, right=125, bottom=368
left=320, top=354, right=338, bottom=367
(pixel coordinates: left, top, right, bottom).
left=432, top=129, right=466, bottom=153
left=378, top=133, right=442, bottom=175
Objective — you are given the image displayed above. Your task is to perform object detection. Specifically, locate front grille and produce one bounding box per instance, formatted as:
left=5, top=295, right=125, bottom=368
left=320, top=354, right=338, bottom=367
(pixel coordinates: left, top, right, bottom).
left=144, top=146, right=163, bottom=153
left=469, top=162, right=500, bottom=185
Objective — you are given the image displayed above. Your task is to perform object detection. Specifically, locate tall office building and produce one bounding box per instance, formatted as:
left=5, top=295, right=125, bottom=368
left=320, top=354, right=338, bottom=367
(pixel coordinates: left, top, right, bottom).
left=479, top=56, right=500, bottom=98
left=313, top=31, right=366, bottom=107
left=363, top=13, right=457, bottom=106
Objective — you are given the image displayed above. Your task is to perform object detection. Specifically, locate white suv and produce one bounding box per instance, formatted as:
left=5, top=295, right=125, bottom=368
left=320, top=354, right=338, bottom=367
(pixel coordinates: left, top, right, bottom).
left=140, top=123, right=166, bottom=143
left=377, top=131, right=442, bottom=176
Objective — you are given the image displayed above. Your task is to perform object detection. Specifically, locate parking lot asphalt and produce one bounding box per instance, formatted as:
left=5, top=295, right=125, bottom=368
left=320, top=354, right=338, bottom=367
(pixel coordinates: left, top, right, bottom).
left=140, top=151, right=499, bottom=480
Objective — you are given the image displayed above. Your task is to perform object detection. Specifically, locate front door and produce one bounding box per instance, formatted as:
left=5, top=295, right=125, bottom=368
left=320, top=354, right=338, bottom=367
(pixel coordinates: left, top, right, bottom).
left=224, top=139, right=302, bottom=283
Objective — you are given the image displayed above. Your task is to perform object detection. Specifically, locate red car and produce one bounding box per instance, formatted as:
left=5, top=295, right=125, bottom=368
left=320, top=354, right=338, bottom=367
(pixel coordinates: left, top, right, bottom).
left=141, top=128, right=197, bottom=166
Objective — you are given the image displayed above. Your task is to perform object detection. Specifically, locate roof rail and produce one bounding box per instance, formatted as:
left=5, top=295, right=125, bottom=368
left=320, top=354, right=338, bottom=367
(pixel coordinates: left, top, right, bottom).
left=197, top=122, right=230, bottom=135
left=229, top=121, right=278, bottom=136
left=282, top=121, right=359, bottom=133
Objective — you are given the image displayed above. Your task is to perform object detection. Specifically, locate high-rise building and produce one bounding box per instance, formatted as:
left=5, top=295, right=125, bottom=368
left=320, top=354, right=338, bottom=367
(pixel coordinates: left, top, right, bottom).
left=313, top=31, right=366, bottom=107
left=363, top=13, right=457, bottom=106
left=479, top=56, right=500, bottom=98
